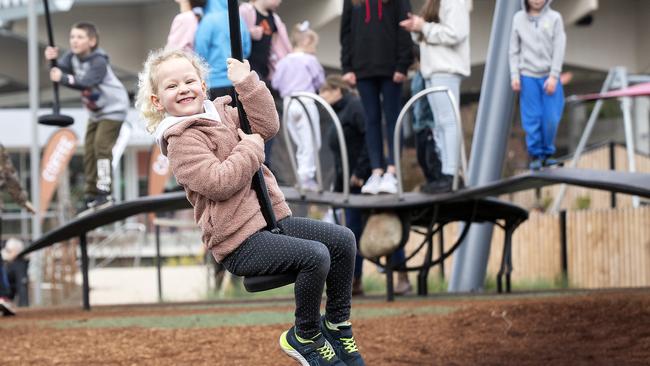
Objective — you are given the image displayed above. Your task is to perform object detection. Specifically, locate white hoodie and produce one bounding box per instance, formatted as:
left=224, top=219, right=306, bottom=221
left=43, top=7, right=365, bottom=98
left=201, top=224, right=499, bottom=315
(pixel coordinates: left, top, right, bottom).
left=154, top=100, right=221, bottom=156
left=413, top=0, right=471, bottom=78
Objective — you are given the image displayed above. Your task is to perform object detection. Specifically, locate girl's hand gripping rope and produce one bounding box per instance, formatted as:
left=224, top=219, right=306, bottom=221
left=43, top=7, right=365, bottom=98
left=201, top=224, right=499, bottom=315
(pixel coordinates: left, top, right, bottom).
left=226, top=58, right=252, bottom=84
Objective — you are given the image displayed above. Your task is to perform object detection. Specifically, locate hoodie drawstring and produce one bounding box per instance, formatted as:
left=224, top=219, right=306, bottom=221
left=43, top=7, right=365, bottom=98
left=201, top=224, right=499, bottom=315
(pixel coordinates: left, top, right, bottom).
left=364, top=0, right=383, bottom=23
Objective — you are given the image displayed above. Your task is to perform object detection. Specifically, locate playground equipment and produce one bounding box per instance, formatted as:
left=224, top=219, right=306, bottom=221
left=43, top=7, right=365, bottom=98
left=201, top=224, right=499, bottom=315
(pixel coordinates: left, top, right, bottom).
left=18, top=0, right=650, bottom=309
left=394, top=86, right=468, bottom=198
left=449, top=0, right=521, bottom=293
left=37, top=0, right=74, bottom=127
left=277, top=91, right=525, bottom=299
left=551, top=68, right=650, bottom=212
left=281, top=92, right=350, bottom=198
left=223, top=0, right=301, bottom=293
left=16, top=167, right=650, bottom=309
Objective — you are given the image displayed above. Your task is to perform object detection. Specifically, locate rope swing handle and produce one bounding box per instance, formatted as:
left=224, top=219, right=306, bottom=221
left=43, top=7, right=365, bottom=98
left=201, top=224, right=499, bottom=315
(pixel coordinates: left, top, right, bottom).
left=227, top=0, right=280, bottom=233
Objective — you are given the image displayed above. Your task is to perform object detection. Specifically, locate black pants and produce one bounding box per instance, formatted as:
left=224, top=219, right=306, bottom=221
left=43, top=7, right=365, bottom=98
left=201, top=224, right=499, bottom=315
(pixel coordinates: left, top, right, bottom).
left=221, top=216, right=356, bottom=338
left=415, top=128, right=443, bottom=183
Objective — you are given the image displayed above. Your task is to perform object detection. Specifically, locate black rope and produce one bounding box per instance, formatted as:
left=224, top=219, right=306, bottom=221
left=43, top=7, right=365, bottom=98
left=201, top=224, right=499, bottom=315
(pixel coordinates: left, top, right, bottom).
left=43, top=0, right=60, bottom=115
left=227, top=0, right=280, bottom=233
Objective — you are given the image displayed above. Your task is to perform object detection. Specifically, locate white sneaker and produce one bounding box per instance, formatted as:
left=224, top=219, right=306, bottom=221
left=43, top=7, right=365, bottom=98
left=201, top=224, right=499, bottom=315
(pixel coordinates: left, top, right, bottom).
left=378, top=172, right=398, bottom=194
left=361, top=174, right=382, bottom=195
left=300, top=177, right=320, bottom=192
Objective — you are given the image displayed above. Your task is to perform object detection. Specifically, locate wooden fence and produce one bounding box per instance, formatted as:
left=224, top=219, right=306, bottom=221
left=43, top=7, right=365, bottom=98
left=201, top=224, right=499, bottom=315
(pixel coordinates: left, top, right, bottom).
left=406, top=205, right=650, bottom=289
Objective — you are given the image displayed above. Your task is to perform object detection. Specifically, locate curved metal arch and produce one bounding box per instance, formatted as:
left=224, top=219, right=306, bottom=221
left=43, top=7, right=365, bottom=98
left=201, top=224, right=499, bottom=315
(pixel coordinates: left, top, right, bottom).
left=282, top=96, right=324, bottom=195
left=393, top=86, right=469, bottom=199
left=282, top=92, right=351, bottom=201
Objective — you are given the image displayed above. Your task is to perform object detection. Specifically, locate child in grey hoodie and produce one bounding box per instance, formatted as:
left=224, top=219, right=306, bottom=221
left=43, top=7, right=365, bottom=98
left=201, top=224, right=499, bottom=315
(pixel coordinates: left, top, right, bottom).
left=45, top=22, right=129, bottom=211
left=509, top=0, right=566, bottom=170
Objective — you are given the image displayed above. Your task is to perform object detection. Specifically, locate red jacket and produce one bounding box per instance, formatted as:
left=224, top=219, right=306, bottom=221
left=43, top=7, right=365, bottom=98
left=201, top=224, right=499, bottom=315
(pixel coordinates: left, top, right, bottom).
left=162, top=72, right=291, bottom=262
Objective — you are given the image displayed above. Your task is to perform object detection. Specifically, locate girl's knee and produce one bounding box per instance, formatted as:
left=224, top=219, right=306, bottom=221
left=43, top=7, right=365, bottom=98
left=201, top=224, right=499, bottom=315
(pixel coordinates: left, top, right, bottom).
left=311, top=243, right=331, bottom=274
left=338, top=226, right=357, bottom=258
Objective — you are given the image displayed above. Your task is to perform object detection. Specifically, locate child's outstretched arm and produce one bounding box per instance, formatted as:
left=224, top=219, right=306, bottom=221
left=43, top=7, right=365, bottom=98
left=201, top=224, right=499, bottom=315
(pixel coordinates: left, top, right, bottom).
left=226, top=58, right=280, bottom=141
left=57, top=55, right=108, bottom=91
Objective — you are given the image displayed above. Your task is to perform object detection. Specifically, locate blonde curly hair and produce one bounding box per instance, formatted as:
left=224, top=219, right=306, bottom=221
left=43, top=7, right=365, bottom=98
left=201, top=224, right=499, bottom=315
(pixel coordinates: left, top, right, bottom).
left=135, top=49, right=210, bottom=134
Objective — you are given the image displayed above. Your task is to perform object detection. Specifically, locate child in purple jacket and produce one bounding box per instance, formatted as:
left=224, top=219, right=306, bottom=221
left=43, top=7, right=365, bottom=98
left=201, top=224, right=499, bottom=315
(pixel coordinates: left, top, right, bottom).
left=272, top=22, right=325, bottom=191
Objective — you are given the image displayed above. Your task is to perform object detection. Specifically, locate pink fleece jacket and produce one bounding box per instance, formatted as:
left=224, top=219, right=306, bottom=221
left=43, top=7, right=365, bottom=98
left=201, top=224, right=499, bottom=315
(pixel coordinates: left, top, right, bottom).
left=239, top=2, right=292, bottom=79
left=165, top=11, right=198, bottom=52
left=162, top=72, right=291, bottom=262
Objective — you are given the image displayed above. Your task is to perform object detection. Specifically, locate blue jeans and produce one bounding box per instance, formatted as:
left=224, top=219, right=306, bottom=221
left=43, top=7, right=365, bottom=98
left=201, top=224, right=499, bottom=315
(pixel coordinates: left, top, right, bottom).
left=425, top=73, right=462, bottom=176
left=519, top=75, right=565, bottom=158
left=356, top=77, right=403, bottom=170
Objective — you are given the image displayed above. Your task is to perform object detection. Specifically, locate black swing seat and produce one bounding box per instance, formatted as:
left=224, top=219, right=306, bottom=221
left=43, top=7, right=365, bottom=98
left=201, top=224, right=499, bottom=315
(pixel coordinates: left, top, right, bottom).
left=38, top=113, right=74, bottom=127
left=243, top=272, right=298, bottom=292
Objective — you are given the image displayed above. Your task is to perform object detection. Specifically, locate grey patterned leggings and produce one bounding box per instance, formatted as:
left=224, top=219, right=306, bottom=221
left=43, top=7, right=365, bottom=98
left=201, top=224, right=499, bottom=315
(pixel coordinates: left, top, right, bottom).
left=221, top=216, right=357, bottom=338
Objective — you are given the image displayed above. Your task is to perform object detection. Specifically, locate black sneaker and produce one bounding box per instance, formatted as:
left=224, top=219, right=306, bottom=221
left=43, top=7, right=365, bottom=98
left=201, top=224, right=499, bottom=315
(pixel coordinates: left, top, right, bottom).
left=422, top=174, right=464, bottom=194
left=320, top=317, right=365, bottom=366
left=77, top=193, right=114, bottom=217
left=280, top=326, right=345, bottom=366
left=76, top=196, right=96, bottom=217
left=543, top=157, right=559, bottom=167
left=90, top=192, right=114, bottom=210
left=0, top=297, right=16, bottom=316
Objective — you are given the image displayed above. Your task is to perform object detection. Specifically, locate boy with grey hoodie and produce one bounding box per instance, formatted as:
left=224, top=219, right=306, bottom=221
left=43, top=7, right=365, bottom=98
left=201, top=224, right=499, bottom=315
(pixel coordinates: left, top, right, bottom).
left=509, top=0, right=566, bottom=170
left=45, top=22, right=129, bottom=212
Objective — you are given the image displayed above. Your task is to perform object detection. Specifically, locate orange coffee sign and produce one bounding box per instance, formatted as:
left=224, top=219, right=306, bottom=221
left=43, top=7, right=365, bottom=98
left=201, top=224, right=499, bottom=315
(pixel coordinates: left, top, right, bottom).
left=40, top=128, right=77, bottom=214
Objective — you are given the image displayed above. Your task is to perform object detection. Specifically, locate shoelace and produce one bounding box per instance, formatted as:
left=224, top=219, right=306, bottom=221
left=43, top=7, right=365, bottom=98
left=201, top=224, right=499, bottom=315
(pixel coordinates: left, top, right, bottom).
left=340, top=337, right=359, bottom=353
left=316, top=342, right=337, bottom=361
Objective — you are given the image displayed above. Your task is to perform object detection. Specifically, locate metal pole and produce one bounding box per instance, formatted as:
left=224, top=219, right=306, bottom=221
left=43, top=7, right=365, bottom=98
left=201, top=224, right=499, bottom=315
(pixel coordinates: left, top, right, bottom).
left=394, top=87, right=468, bottom=199
left=550, top=69, right=616, bottom=212
left=608, top=142, right=617, bottom=208
left=79, top=234, right=90, bottom=310
left=155, top=224, right=162, bottom=302
left=28, top=0, right=44, bottom=306
left=448, top=0, right=519, bottom=292
left=559, top=210, right=568, bottom=288
left=618, top=70, right=640, bottom=207
left=288, top=92, right=352, bottom=201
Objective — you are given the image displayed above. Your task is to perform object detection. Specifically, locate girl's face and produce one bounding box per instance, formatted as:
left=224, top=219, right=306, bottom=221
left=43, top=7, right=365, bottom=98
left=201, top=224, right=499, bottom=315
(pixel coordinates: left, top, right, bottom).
left=151, top=57, right=206, bottom=117
left=299, top=33, right=319, bottom=54
left=527, top=0, right=546, bottom=12
left=320, top=87, right=342, bottom=105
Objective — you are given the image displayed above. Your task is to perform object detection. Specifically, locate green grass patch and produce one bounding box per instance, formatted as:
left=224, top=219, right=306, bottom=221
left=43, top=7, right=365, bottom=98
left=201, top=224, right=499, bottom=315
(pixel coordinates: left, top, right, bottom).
left=44, top=304, right=458, bottom=330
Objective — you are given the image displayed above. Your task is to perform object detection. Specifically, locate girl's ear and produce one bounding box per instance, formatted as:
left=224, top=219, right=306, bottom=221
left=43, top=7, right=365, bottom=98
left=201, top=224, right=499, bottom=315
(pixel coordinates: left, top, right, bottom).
left=202, top=81, right=208, bottom=98
left=151, top=94, right=164, bottom=111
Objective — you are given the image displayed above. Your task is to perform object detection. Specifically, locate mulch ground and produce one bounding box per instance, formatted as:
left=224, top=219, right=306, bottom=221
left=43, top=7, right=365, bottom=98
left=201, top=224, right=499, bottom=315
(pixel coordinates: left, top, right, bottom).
left=1, top=289, right=649, bottom=365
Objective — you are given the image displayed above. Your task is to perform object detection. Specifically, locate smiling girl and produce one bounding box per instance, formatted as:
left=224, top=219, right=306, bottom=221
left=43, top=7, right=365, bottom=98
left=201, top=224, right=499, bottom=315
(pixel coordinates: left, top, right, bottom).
left=136, top=49, right=365, bottom=366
